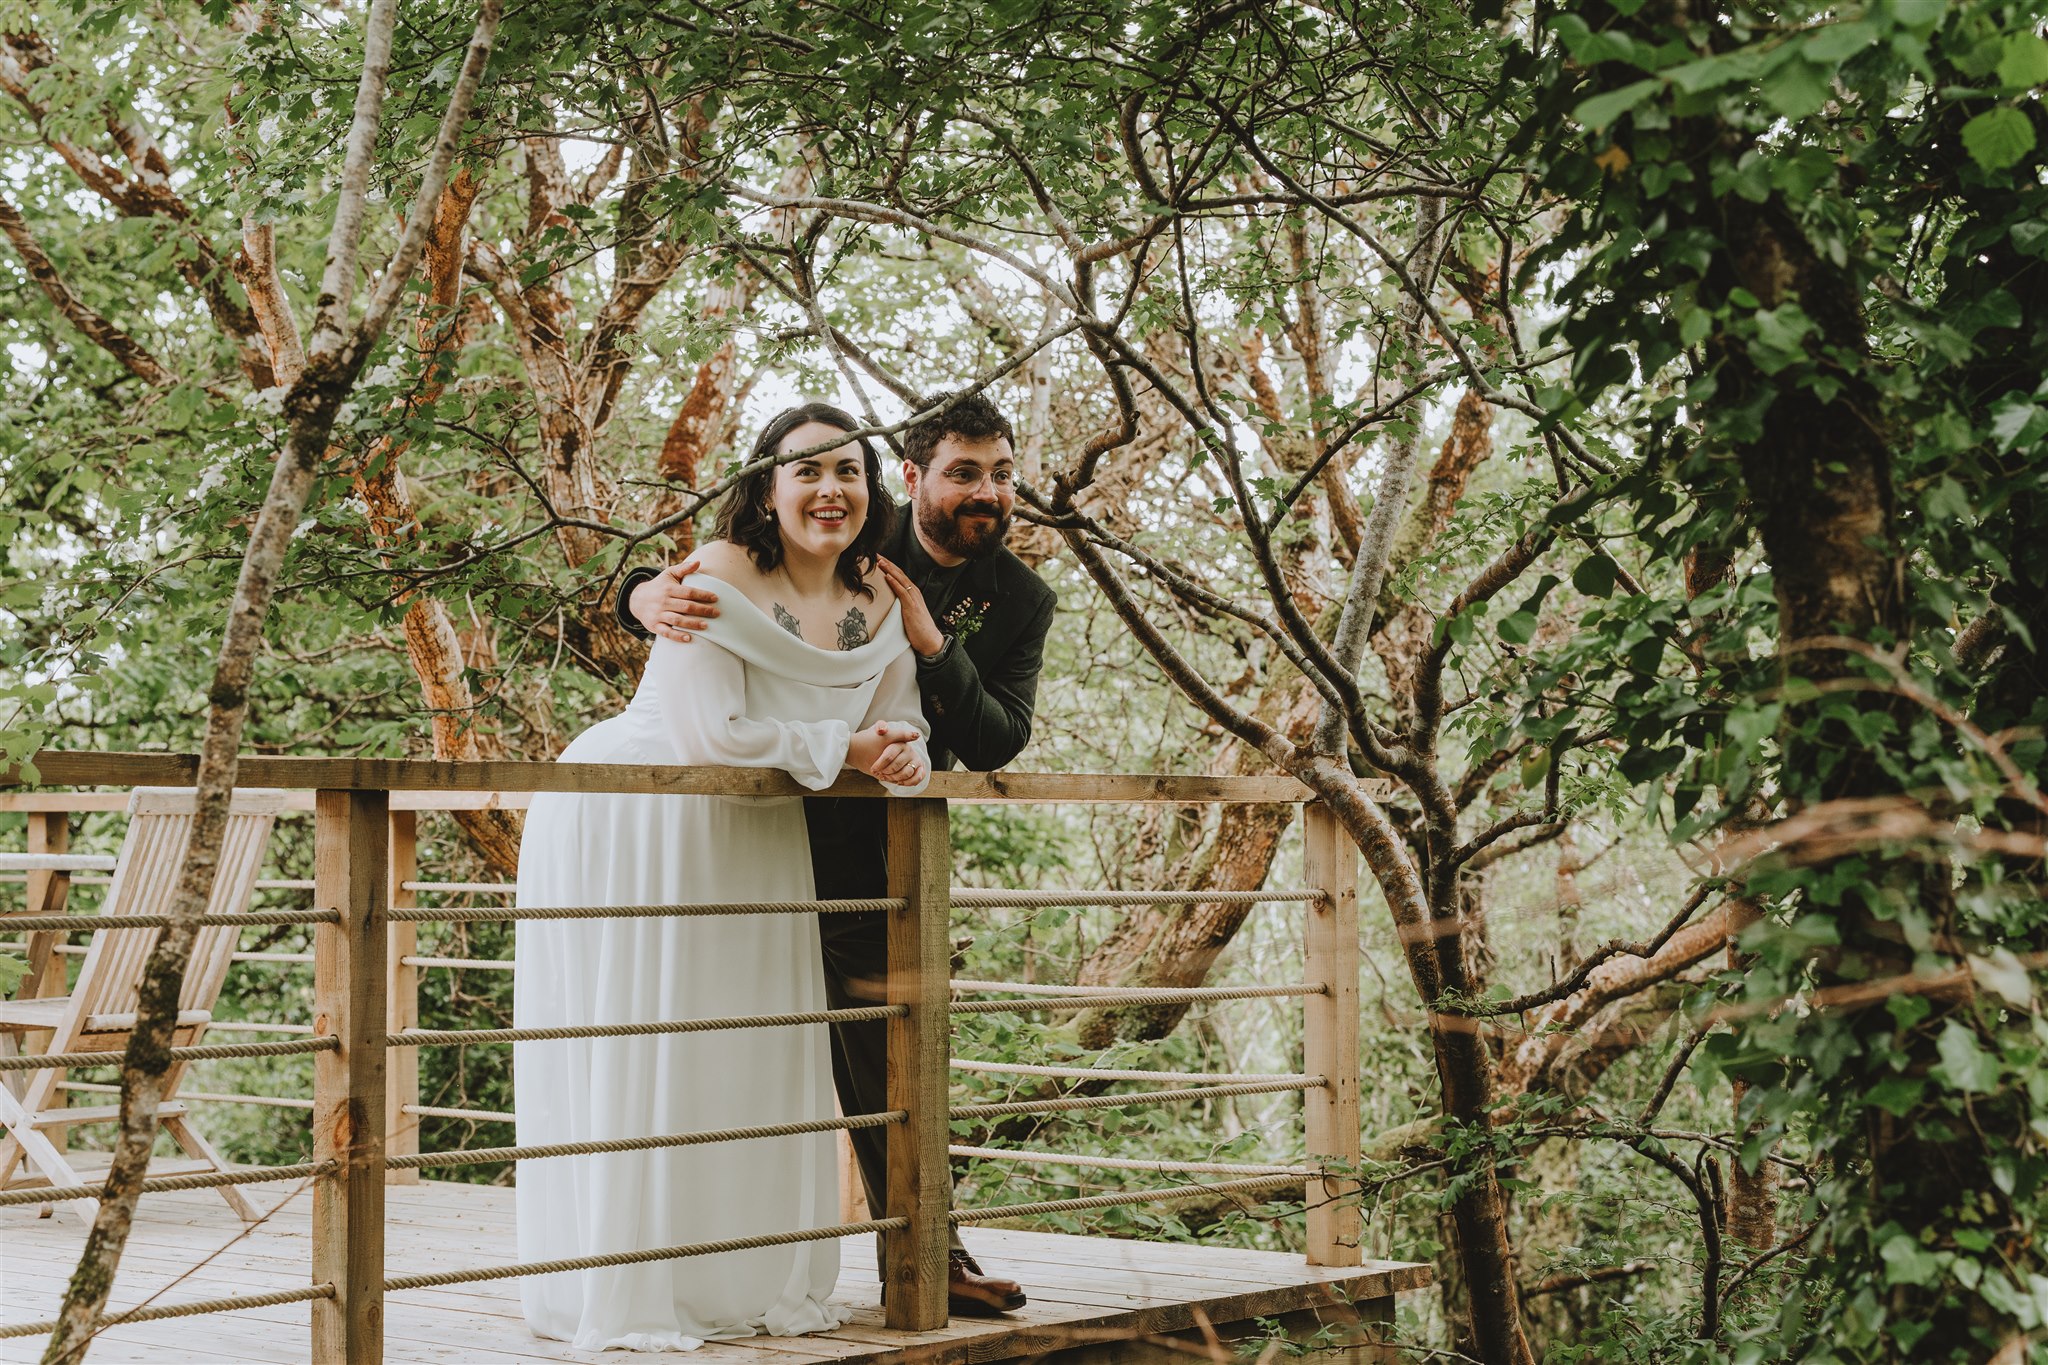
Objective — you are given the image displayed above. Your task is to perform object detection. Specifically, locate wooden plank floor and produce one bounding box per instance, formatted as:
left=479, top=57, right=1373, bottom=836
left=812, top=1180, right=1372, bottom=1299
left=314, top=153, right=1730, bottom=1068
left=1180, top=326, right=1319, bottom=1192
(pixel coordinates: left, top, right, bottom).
left=1, top=1172, right=1426, bottom=1364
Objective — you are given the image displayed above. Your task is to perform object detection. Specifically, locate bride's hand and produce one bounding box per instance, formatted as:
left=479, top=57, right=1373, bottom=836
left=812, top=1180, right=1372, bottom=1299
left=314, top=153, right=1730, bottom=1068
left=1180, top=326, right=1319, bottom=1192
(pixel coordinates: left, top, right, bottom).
left=847, top=720, right=920, bottom=775
left=869, top=739, right=927, bottom=788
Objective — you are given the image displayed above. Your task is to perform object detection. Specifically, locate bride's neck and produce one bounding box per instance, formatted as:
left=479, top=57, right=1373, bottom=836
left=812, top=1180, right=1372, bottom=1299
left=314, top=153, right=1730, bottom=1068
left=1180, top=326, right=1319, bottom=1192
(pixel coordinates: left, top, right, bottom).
left=775, top=546, right=842, bottom=599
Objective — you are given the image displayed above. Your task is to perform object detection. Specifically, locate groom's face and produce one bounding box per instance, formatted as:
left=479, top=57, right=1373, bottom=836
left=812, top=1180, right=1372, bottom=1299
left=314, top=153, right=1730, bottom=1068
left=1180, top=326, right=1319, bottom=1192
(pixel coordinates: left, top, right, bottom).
left=905, top=435, right=1015, bottom=562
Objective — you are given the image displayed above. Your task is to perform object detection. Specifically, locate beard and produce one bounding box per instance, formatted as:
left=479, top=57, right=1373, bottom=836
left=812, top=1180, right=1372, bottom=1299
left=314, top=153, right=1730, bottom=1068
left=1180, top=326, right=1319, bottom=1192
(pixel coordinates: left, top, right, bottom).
left=917, top=496, right=1011, bottom=560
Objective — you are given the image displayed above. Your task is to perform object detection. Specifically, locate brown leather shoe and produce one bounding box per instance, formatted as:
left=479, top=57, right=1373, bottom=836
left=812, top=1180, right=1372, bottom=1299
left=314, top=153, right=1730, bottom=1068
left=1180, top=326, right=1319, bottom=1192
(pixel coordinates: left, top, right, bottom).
left=948, top=1248, right=1026, bottom=1316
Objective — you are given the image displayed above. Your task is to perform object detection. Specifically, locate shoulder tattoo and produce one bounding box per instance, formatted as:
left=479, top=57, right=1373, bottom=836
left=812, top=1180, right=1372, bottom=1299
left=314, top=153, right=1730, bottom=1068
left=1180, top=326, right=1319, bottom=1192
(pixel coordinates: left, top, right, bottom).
left=772, top=603, right=804, bottom=640
left=836, top=606, right=869, bottom=651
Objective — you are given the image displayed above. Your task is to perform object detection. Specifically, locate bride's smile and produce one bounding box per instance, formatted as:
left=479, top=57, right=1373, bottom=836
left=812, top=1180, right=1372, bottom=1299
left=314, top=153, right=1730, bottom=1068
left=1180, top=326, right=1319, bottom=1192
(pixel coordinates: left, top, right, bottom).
left=770, top=420, right=871, bottom=562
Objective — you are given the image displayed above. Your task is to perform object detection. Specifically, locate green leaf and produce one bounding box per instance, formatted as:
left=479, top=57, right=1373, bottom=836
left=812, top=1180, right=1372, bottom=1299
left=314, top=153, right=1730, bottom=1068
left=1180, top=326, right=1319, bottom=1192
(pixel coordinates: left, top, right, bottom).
left=1934, top=1021, right=1999, bottom=1094
left=1997, top=33, right=2048, bottom=89
left=0, top=953, right=28, bottom=995
left=1496, top=610, right=1539, bottom=646
left=1880, top=1232, right=1943, bottom=1288
left=1866, top=1076, right=1925, bottom=1118
left=1960, top=106, right=2037, bottom=173
left=1761, top=58, right=1830, bottom=120
left=1574, top=79, right=1659, bottom=132
left=1572, top=554, right=1619, bottom=598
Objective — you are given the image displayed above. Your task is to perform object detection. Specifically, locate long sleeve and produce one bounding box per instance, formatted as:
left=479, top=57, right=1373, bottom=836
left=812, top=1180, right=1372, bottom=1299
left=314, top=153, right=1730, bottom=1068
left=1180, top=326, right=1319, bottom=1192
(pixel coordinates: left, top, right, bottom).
left=649, top=637, right=850, bottom=790
left=859, top=648, right=933, bottom=797
left=917, top=588, right=1054, bottom=771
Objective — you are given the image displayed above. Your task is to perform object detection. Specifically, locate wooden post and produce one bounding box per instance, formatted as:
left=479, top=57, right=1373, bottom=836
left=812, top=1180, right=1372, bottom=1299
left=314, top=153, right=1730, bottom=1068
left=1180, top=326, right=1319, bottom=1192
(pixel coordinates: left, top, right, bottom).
left=312, top=789, right=389, bottom=1364
left=384, top=809, right=420, bottom=1185
left=1302, top=802, right=1363, bottom=1266
left=883, top=797, right=951, bottom=1330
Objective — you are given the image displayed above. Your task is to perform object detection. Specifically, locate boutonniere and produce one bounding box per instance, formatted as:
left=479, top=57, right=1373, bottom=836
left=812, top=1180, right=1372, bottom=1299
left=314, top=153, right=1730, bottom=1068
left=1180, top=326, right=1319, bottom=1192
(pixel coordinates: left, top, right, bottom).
left=942, top=596, right=993, bottom=640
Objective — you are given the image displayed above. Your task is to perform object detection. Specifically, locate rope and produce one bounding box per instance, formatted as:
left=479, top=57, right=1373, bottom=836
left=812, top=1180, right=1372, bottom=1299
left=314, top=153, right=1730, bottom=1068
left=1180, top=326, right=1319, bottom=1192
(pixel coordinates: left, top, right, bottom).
left=950, top=889, right=1322, bottom=909
left=0, top=909, right=340, bottom=932
left=950, top=1059, right=1317, bottom=1084
left=57, top=1081, right=312, bottom=1112
left=404, top=1103, right=514, bottom=1122
left=387, top=1111, right=906, bottom=1171
left=382, top=1219, right=908, bottom=1292
left=949, top=984, right=1323, bottom=1013
left=401, top=955, right=513, bottom=971
left=387, top=1005, right=904, bottom=1048
left=390, top=897, right=905, bottom=923
left=950, top=1175, right=1300, bottom=1224
left=950, top=1079, right=1322, bottom=1120
left=949, top=1146, right=1313, bottom=1177
left=0, top=1160, right=335, bottom=1208
left=0, top=1037, right=336, bottom=1072
left=0, top=1284, right=335, bottom=1340
left=401, top=880, right=515, bottom=893
left=953, top=979, right=1318, bottom=999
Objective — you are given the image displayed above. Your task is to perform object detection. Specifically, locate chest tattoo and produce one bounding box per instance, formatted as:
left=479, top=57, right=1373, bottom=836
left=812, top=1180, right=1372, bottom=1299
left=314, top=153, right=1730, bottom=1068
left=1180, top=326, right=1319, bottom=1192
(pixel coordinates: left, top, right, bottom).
left=772, top=603, right=804, bottom=640
left=836, top=607, right=869, bottom=651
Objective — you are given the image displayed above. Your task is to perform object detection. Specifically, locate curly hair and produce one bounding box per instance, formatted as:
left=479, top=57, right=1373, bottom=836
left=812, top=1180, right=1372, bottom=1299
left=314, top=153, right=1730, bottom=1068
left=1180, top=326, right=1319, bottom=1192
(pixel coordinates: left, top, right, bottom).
left=710, top=403, right=893, bottom=599
left=900, top=389, right=1015, bottom=469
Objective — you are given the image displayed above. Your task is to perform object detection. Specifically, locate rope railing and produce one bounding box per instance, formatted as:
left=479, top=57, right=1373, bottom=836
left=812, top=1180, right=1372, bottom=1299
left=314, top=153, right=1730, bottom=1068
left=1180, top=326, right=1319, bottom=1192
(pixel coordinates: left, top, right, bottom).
left=381, top=1219, right=909, bottom=1293
left=60, top=1080, right=313, bottom=1112
left=949, top=888, right=1323, bottom=909
left=0, top=1036, right=336, bottom=1072
left=949, top=983, right=1324, bottom=1013
left=385, top=1004, right=905, bottom=1049
left=385, top=1111, right=906, bottom=1171
left=949, top=1145, right=1315, bottom=1177
left=0, top=1160, right=336, bottom=1208
left=950, top=1059, right=1316, bottom=1084
left=388, top=897, right=906, bottom=922
left=951, top=1079, right=1323, bottom=1120
left=0, top=771, right=1377, bottom=1353
left=0, top=1285, right=337, bottom=1342
left=0, top=908, right=340, bottom=932
left=402, top=1103, right=514, bottom=1122
left=949, top=1174, right=1304, bottom=1224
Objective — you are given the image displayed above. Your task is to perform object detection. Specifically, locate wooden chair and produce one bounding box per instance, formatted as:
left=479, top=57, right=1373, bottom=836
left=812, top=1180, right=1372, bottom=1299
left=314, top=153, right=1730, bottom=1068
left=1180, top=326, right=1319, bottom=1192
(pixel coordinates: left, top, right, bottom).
left=0, top=787, right=285, bottom=1222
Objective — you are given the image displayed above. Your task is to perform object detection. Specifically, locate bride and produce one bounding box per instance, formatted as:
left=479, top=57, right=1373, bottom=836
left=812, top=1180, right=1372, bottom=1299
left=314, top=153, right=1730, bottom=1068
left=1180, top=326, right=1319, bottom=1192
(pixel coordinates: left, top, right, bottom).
left=513, top=402, right=931, bottom=1351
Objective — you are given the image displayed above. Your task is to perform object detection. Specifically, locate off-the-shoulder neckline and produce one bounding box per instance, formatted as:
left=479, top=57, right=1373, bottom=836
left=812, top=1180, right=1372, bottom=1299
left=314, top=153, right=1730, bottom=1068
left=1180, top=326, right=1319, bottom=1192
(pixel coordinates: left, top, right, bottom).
left=686, top=573, right=902, bottom=655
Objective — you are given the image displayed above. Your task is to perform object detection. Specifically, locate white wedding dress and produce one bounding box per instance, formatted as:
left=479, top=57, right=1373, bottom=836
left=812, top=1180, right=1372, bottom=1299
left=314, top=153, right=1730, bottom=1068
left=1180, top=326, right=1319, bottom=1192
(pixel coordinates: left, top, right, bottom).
left=513, top=575, right=929, bottom=1352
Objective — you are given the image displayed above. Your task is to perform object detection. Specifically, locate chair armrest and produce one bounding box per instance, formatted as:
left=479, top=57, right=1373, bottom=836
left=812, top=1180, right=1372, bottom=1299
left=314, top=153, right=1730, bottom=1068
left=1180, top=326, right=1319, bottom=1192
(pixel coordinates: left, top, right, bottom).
left=0, top=854, right=117, bottom=873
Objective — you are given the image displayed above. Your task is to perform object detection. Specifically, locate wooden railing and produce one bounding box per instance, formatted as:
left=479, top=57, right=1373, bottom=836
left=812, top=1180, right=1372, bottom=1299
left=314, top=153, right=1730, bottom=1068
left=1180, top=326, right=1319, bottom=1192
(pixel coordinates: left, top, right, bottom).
left=2, top=754, right=1368, bottom=1364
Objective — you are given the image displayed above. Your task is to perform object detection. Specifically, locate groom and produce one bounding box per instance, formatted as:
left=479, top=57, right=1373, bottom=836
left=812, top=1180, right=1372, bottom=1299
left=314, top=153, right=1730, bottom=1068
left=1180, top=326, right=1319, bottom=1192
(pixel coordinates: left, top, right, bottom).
left=614, top=390, right=1055, bottom=1316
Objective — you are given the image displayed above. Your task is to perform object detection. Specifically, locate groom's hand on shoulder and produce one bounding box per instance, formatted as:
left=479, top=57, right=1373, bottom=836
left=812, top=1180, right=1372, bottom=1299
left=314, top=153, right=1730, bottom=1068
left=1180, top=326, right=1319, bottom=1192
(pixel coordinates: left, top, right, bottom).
left=633, top=558, right=721, bottom=643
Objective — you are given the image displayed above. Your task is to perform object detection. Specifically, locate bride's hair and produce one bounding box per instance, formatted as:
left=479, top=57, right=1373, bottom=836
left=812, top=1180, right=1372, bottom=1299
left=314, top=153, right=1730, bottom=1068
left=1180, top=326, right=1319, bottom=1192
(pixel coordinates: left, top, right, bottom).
left=712, top=402, right=894, bottom=599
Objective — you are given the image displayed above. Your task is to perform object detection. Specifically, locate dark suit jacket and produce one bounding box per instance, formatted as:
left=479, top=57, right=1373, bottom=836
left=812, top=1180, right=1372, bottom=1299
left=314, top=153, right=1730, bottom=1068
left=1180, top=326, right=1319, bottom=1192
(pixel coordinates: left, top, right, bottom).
left=613, top=505, right=1057, bottom=896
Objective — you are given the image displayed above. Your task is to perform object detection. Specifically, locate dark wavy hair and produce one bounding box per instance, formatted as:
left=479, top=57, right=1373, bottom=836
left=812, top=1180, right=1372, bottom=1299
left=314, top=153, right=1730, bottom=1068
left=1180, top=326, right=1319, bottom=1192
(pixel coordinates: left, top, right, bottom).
left=901, top=389, right=1015, bottom=468
left=711, top=402, right=893, bottom=599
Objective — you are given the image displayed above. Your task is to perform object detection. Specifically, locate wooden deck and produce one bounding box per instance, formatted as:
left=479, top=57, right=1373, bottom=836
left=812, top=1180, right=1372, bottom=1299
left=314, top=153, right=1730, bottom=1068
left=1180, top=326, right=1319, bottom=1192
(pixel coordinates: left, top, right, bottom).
left=0, top=1170, right=1428, bottom=1364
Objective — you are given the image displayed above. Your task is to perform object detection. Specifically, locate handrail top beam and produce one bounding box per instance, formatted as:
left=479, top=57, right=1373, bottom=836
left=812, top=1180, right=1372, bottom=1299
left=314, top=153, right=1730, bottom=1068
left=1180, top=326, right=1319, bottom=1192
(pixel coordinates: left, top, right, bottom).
left=6, top=752, right=1332, bottom=804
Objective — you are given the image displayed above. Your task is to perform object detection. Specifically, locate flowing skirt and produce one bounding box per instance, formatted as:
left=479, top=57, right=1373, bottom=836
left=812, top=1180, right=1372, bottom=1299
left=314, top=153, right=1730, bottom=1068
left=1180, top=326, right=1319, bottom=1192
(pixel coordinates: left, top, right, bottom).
left=512, top=717, right=847, bottom=1351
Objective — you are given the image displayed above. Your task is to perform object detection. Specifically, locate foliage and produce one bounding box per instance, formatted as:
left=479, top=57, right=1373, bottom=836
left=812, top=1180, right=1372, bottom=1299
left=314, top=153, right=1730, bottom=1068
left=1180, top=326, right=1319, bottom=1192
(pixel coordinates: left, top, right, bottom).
left=3, top=0, right=2045, bottom=1360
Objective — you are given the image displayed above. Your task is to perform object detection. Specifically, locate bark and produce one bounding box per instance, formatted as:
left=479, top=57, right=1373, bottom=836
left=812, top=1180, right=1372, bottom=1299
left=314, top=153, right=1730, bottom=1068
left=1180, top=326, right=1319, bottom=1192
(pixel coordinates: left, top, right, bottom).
left=1372, top=385, right=1497, bottom=705
left=40, top=5, right=502, bottom=1356
left=1, top=34, right=272, bottom=387
left=1503, top=898, right=1761, bottom=1093
left=350, top=166, right=524, bottom=876
left=1289, top=760, right=1536, bottom=1365
left=1310, top=195, right=1444, bottom=758
left=0, top=195, right=174, bottom=388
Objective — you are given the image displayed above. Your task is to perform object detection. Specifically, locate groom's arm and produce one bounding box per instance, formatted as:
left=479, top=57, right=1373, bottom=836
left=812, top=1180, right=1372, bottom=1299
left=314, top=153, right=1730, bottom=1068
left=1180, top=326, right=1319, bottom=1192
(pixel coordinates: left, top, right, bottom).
left=613, top=561, right=721, bottom=643
left=918, top=584, right=1056, bottom=771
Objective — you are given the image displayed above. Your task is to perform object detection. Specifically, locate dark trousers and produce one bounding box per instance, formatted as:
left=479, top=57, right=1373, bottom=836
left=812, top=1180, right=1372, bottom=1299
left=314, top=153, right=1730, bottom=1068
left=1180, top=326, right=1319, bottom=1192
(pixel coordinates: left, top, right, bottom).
left=805, top=798, right=964, bottom=1253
